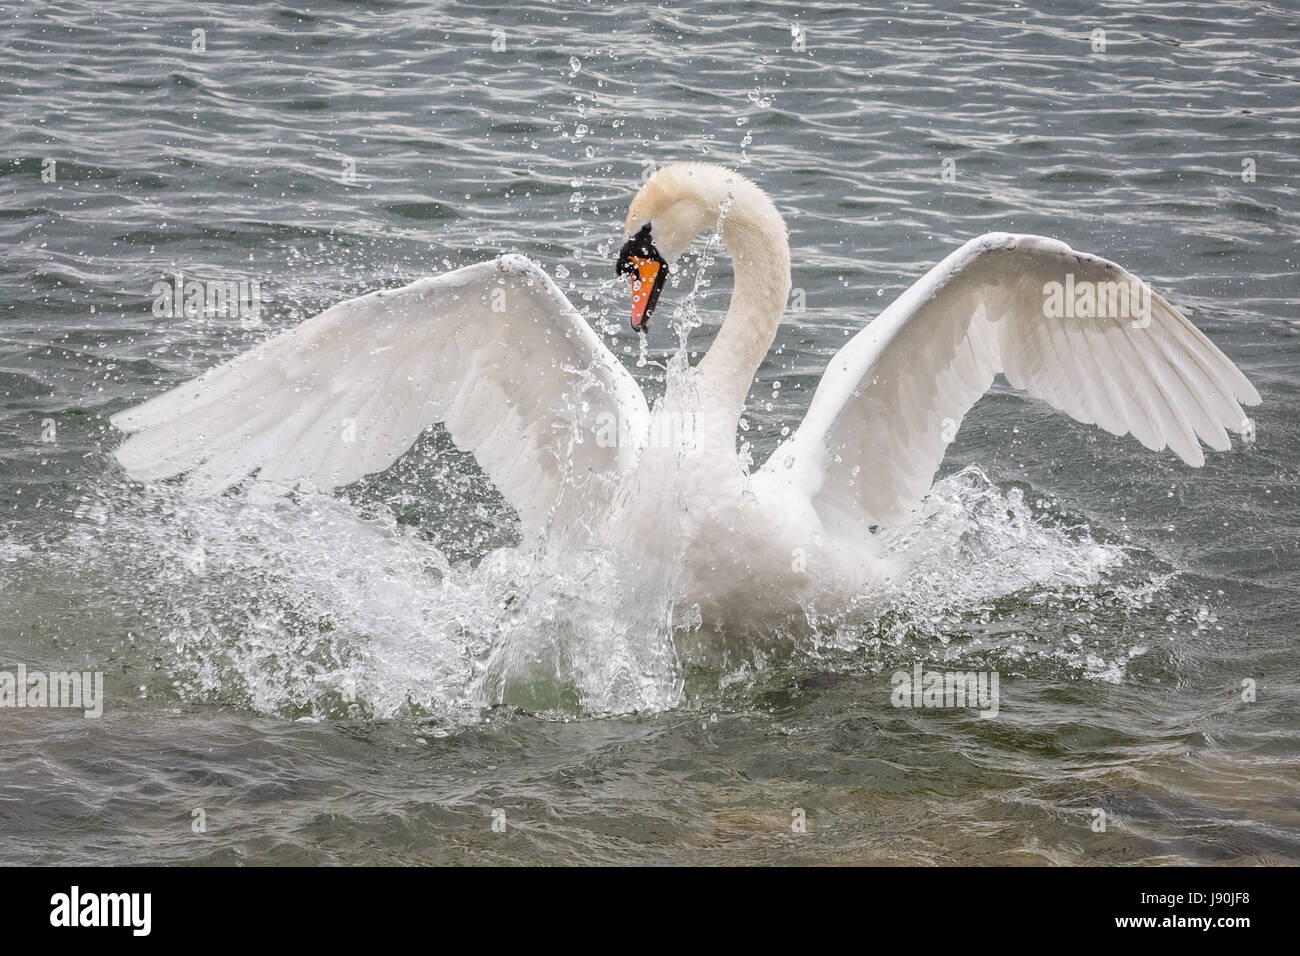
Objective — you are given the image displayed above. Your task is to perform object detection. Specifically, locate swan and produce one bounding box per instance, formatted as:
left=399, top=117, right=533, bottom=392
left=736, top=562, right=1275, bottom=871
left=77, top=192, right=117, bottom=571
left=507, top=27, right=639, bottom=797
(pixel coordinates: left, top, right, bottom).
left=111, top=162, right=1261, bottom=633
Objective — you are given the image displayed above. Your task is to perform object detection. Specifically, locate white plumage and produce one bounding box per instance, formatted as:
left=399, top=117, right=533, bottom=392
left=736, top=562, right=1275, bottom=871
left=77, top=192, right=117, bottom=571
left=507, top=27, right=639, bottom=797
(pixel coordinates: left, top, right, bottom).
left=114, top=255, right=648, bottom=531
left=112, top=164, right=1260, bottom=627
left=760, top=232, right=1260, bottom=532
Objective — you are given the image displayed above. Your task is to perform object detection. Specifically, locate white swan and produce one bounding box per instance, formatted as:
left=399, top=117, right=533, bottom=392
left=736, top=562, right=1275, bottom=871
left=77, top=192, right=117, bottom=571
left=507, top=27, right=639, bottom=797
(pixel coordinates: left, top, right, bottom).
left=111, top=162, right=1260, bottom=630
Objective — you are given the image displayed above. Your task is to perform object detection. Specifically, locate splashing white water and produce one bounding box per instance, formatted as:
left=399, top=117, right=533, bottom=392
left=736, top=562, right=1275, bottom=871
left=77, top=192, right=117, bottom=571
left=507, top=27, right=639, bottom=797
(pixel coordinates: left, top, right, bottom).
left=60, top=451, right=1149, bottom=722
left=68, top=476, right=684, bottom=722
left=809, top=465, right=1147, bottom=683
left=874, top=465, right=1124, bottom=612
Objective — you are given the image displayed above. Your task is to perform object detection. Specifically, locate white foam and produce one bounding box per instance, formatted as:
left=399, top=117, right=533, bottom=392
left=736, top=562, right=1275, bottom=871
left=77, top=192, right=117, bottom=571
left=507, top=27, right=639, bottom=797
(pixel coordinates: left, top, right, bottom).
left=65, top=458, right=1160, bottom=719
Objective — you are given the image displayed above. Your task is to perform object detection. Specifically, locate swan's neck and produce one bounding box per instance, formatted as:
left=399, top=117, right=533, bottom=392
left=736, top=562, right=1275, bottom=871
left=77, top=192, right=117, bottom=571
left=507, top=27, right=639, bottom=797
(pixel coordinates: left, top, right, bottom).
left=696, top=198, right=791, bottom=425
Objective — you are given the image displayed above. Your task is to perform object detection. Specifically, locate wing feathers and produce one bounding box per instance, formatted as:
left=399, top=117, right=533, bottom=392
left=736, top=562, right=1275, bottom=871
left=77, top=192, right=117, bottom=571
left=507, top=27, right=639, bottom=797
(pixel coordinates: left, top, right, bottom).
left=762, top=233, right=1260, bottom=532
left=112, top=257, right=649, bottom=532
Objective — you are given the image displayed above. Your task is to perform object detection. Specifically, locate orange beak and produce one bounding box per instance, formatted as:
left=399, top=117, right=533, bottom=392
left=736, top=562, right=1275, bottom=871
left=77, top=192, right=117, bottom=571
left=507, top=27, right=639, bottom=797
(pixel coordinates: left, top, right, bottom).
left=629, top=257, right=662, bottom=332
left=616, top=222, right=668, bottom=333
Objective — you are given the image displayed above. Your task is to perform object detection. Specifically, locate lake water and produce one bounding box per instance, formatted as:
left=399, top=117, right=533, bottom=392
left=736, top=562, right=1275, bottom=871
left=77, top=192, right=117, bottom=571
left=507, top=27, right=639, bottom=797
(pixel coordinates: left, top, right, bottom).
left=1, top=0, right=1298, bottom=864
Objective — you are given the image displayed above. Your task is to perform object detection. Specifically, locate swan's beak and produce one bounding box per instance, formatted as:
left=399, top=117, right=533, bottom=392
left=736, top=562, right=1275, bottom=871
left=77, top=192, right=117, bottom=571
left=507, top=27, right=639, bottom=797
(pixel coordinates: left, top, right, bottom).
left=616, top=223, right=668, bottom=333
left=627, top=258, right=663, bottom=333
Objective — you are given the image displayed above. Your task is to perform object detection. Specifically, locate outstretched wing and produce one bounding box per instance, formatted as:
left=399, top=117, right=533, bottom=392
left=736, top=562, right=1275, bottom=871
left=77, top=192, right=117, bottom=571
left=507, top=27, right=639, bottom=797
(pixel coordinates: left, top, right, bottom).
left=758, top=233, right=1260, bottom=531
left=112, top=255, right=649, bottom=529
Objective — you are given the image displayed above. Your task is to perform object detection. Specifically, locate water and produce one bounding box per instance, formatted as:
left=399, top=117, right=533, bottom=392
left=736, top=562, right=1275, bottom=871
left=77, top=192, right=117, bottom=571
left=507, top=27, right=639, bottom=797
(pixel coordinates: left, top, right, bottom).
left=2, top=0, right=1298, bottom=865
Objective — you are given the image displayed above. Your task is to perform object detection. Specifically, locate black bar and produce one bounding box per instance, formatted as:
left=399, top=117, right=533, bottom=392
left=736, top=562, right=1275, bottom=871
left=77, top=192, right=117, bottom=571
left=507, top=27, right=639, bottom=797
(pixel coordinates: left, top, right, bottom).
left=4, top=865, right=1280, bottom=941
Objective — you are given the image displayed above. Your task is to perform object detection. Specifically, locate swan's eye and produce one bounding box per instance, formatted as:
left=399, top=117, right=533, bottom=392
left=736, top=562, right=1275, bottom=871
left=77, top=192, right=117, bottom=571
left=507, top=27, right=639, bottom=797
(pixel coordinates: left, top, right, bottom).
left=616, top=223, right=668, bottom=333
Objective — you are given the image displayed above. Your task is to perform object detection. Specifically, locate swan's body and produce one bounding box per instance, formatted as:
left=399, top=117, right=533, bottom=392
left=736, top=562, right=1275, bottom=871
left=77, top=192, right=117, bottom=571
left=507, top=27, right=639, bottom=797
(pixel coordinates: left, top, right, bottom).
left=112, top=163, right=1260, bottom=632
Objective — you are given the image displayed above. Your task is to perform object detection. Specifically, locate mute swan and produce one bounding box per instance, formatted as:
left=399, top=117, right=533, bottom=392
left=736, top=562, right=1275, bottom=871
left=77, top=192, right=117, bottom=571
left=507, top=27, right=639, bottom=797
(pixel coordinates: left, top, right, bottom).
left=111, top=162, right=1260, bottom=630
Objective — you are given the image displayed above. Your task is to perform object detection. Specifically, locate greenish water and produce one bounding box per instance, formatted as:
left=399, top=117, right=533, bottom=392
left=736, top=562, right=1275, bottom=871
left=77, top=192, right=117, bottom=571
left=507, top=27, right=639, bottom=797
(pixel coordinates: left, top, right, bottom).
left=1, top=0, right=1298, bottom=864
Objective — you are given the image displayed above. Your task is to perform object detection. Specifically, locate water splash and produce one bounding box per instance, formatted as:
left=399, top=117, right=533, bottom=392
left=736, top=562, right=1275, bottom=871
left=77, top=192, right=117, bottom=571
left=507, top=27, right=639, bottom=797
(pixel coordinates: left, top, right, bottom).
left=874, top=465, right=1124, bottom=613
left=64, top=476, right=682, bottom=723
left=53, top=453, right=1164, bottom=724
left=803, top=465, right=1156, bottom=685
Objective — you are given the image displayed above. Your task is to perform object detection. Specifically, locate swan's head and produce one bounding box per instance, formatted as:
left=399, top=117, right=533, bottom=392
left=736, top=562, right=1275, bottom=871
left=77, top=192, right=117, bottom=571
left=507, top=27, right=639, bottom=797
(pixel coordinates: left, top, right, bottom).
left=617, top=162, right=777, bottom=332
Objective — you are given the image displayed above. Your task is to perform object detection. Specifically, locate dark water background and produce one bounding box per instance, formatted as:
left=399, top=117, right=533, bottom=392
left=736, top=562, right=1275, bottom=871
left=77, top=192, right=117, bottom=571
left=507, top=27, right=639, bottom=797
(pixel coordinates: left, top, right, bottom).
left=1, top=0, right=1298, bottom=864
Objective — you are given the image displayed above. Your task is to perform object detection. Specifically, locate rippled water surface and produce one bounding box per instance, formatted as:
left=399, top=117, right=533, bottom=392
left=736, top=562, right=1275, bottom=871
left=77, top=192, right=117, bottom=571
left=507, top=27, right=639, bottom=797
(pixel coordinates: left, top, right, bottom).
left=2, top=0, right=1298, bottom=865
